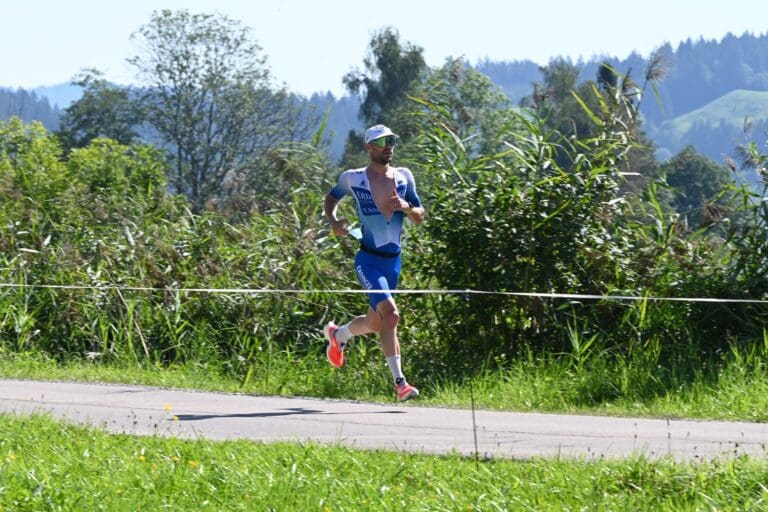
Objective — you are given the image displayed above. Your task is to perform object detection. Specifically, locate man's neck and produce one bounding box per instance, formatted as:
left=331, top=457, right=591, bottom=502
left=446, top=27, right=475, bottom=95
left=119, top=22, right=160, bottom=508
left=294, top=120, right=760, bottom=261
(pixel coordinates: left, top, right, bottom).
left=367, top=161, right=391, bottom=175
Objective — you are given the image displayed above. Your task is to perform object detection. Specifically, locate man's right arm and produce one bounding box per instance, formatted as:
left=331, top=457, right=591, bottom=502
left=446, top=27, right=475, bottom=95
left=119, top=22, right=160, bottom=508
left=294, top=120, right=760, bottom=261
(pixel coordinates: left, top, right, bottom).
left=324, top=193, right=349, bottom=236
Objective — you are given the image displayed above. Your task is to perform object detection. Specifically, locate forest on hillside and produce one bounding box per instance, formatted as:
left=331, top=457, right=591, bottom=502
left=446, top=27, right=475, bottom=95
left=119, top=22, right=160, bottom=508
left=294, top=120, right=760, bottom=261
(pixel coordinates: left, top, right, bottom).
left=479, top=32, right=768, bottom=120
left=476, top=31, right=768, bottom=166
left=3, top=30, right=767, bottom=168
left=0, top=88, right=60, bottom=130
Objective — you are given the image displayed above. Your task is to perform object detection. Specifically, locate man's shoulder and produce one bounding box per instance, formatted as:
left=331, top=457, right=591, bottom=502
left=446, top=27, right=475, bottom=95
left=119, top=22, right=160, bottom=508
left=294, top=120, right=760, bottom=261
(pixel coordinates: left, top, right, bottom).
left=339, top=167, right=367, bottom=178
left=338, top=167, right=368, bottom=184
left=394, top=166, right=416, bottom=181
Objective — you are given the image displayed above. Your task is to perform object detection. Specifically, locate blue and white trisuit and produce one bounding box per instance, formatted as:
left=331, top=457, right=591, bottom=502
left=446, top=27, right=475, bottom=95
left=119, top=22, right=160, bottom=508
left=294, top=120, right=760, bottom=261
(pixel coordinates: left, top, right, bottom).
left=328, top=166, right=422, bottom=308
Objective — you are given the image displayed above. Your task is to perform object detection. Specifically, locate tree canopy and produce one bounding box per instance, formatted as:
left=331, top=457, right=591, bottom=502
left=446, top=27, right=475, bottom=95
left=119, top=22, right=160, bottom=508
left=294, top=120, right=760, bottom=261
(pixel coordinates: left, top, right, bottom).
left=127, top=9, right=310, bottom=211
left=343, top=27, right=427, bottom=127
left=58, top=69, right=140, bottom=150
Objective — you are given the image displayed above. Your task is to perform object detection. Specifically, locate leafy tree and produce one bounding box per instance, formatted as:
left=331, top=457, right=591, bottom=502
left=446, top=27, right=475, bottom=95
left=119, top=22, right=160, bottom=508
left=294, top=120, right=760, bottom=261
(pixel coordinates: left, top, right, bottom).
left=67, top=139, right=167, bottom=198
left=661, top=145, right=736, bottom=226
left=57, top=69, right=140, bottom=150
left=343, top=27, right=426, bottom=127
left=402, top=57, right=522, bottom=162
left=596, top=62, right=619, bottom=90
left=523, top=56, right=664, bottom=196
left=337, top=129, right=368, bottom=170
left=340, top=27, right=426, bottom=167
left=128, top=9, right=309, bottom=211
left=522, top=58, right=601, bottom=169
left=0, top=118, right=69, bottom=223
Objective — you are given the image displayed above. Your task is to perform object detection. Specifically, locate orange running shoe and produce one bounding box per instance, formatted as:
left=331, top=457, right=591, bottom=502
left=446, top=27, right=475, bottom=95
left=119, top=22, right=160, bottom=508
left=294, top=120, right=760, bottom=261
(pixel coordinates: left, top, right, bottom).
left=324, top=321, right=344, bottom=368
left=396, top=382, right=419, bottom=402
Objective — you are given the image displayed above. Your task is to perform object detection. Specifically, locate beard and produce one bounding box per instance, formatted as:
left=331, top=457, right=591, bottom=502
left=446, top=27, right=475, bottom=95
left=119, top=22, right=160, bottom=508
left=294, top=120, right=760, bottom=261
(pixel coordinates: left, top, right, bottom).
left=371, top=152, right=392, bottom=165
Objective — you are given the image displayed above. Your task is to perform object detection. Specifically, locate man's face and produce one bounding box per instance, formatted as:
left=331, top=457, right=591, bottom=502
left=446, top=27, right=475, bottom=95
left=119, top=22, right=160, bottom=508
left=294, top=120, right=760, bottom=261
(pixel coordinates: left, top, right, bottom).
left=366, top=135, right=397, bottom=164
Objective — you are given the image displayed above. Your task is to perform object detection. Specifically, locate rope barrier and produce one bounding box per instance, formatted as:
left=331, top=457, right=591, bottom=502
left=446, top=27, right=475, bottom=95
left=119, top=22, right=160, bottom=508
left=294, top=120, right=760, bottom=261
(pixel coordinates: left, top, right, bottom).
left=0, top=283, right=767, bottom=304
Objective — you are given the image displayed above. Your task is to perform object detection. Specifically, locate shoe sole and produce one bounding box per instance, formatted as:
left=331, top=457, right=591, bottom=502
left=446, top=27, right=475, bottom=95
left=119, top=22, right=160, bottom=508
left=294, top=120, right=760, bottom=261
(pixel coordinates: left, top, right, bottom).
left=324, top=322, right=343, bottom=368
left=397, top=388, right=419, bottom=402
left=326, top=344, right=343, bottom=368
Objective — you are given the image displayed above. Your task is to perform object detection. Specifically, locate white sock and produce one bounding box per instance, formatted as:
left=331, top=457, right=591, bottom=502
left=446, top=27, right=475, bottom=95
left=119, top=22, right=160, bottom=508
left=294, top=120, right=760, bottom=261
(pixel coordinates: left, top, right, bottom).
left=386, top=355, right=405, bottom=385
left=335, top=323, right=353, bottom=346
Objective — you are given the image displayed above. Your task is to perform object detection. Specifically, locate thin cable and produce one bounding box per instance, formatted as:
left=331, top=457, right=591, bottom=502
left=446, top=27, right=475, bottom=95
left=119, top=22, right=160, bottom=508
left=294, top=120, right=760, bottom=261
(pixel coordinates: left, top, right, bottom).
left=0, top=282, right=767, bottom=304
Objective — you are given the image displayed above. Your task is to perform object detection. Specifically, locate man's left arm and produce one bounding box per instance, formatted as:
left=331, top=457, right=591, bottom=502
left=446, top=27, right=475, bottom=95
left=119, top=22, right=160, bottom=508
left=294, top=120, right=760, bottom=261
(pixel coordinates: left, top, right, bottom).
left=403, top=168, right=424, bottom=225
left=404, top=203, right=424, bottom=224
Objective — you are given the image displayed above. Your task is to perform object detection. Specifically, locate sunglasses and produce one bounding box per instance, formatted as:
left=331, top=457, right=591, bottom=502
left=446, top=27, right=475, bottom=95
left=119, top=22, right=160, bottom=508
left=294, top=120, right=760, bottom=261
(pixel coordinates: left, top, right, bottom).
left=369, top=135, right=399, bottom=147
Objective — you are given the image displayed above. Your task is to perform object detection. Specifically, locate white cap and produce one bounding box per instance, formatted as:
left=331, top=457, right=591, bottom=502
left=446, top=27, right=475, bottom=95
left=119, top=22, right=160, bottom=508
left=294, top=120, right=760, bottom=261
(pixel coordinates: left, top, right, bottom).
left=364, top=124, right=398, bottom=143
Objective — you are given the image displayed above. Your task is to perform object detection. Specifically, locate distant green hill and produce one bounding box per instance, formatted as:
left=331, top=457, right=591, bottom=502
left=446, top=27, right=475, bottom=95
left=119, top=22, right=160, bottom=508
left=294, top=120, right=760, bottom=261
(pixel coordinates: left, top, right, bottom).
left=660, top=90, right=768, bottom=137
left=648, top=89, right=768, bottom=167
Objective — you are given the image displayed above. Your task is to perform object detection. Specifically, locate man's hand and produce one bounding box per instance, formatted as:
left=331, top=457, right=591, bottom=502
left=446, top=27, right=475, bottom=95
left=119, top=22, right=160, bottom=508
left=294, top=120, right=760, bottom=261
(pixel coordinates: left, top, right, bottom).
left=325, top=193, right=350, bottom=236
left=330, top=218, right=350, bottom=237
left=390, top=189, right=409, bottom=211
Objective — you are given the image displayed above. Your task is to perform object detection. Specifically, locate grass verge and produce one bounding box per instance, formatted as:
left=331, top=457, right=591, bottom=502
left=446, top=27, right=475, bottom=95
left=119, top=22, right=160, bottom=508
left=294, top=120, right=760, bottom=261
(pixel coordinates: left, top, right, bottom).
left=1, top=413, right=768, bottom=511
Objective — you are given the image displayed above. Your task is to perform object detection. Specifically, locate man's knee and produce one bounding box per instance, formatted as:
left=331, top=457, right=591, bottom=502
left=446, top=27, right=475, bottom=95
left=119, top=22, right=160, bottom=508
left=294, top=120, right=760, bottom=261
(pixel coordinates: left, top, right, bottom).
left=380, top=307, right=400, bottom=329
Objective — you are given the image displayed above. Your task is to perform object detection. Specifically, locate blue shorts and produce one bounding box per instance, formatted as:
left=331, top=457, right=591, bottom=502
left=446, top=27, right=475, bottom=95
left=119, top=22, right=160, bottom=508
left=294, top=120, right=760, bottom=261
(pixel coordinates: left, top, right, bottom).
left=354, top=249, right=402, bottom=309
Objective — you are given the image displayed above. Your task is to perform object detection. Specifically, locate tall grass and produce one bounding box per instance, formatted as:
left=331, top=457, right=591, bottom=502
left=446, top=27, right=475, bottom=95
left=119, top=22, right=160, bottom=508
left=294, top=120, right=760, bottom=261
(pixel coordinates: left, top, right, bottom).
left=4, top=324, right=768, bottom=422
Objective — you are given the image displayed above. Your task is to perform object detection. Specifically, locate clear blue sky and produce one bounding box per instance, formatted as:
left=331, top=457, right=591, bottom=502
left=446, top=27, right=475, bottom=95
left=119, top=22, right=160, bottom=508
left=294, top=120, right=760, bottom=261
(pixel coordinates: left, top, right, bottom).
left=3, top=0, right=767, bottom=97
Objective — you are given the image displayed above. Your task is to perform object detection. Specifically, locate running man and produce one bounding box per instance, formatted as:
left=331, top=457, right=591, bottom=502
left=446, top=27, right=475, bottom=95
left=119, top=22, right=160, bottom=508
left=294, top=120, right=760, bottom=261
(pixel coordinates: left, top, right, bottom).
left=323, top=124, right=425, bottom=401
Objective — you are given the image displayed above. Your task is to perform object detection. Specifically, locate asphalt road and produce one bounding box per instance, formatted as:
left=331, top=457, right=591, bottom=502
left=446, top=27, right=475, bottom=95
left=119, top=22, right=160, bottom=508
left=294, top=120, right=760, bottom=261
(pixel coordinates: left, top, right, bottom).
left=1, top=378, right=767, bottom=461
